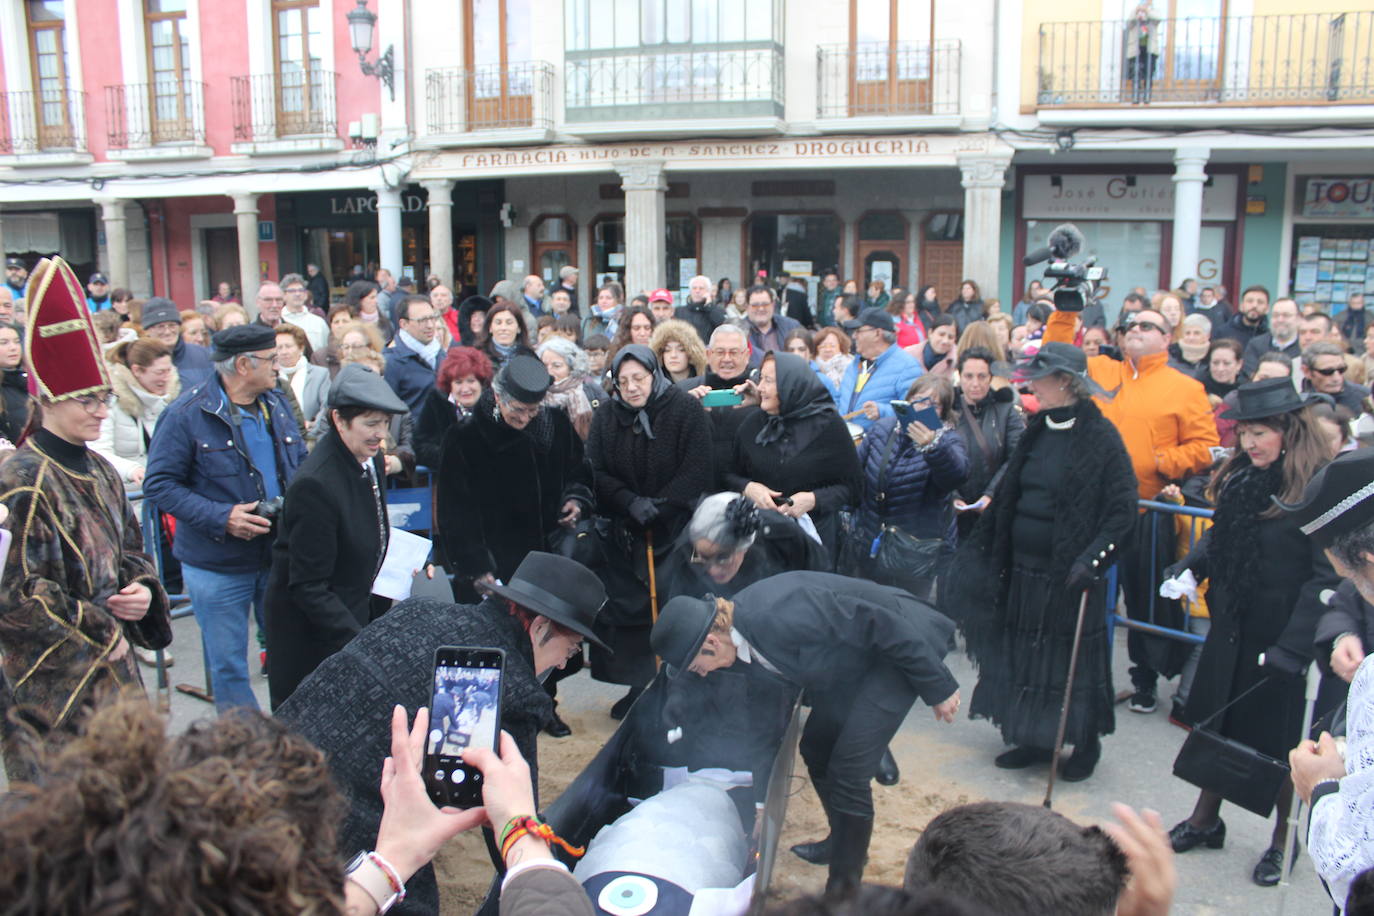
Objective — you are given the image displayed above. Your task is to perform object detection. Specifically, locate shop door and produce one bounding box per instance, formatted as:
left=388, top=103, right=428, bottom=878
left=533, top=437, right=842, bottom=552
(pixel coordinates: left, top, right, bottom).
left=466, top=0, right=533, bottom=129
left=920, top=212, right=963, bottom=302
left=856, top=211, right=907, bottom=289
left=205, top=227, right=239, bottom=298
left=1156, top=0, right=1226, bottom=101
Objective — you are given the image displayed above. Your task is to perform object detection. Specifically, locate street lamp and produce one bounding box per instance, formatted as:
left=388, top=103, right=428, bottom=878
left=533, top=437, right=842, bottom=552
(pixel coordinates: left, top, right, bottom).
left=346, top=0, right=394, bottom=101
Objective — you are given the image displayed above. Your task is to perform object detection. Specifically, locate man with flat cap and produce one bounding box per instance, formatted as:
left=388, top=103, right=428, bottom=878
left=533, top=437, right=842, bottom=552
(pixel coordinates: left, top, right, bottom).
left=651, top=571, right=961, bottom=899
left=278, top=550, right=608, bottom=915
left=263, top=363, right=411, bottom=709
left=1280, top=449, right=1374, bottom=908
left=145, top=325, right=307, bottom=712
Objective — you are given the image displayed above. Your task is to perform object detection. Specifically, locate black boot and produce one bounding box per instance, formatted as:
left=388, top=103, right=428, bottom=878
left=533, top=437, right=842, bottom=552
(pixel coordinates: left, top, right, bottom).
left=609, top=684, right=643, bottom=720
left=824, top=812, right=873, bottom=901
left=875, top=747, right=900, bottom=786
left=1059, top=736, right=1100, bottom=782
left=791, top=778, right=836, bottom=865
left=544, top=705, right=572, bottom=738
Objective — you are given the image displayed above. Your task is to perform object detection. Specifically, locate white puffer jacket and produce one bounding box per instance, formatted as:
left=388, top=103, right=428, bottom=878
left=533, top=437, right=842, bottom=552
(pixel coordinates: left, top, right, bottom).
left=92, top=361, right=181, bottom=484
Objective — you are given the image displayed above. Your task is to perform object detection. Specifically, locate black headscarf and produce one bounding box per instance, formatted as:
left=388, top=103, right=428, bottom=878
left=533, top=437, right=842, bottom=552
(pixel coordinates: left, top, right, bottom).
left=755, top=352, right=838, bottom=452
left=610, top=344, right=671, bottom=439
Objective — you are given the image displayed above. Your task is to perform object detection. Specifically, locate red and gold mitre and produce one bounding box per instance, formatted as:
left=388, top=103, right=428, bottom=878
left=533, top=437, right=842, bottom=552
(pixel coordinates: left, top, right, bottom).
left=23, top=256, right=110, bottom=402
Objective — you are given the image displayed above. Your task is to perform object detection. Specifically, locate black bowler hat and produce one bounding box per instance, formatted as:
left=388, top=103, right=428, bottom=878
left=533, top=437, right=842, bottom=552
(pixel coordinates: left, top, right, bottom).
left=485, top=552, right=610, bottom=651
left=651, top=594, right=718, bottom=677
left=1220, top=377, right=1306, bottom=422
left=842, top=307, right=895, bottom=334
left=499, top=353, right=552, bottom=404
left=1013, top=342, right=1087, bottom=380
left=210, top=324, right=276, bottom=360
left=1276, top=448, right=1374, bottom=549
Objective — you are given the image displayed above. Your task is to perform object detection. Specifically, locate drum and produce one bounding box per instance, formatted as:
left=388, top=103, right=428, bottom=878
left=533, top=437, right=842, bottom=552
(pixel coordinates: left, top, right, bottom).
left=846, top=421, right=864, bottom=446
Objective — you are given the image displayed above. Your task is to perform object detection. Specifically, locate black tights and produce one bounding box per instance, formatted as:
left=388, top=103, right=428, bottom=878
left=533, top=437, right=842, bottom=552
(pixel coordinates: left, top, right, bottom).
left=1188, top=784, right=1295, bottom=851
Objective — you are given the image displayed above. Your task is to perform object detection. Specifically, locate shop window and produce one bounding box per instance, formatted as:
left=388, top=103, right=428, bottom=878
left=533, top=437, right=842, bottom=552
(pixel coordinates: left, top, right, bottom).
left=566, top=0, right=778, bottom=51
left=591, top=214, right=700, bottom=293
left=26, top=0, right=73, bottom=150
left=1022, top=219, right=1165, bottom=327
left=271, top=0, right=327, bottom=134
left=144, top=0, right=192, bottom=143
left=849, top=0, right=933, bottom=114
left=746, top=213, right=840, bottom=288
left=1159, top=0, right=1227, bottom=91
left=531, top=215, right=577, bottom=284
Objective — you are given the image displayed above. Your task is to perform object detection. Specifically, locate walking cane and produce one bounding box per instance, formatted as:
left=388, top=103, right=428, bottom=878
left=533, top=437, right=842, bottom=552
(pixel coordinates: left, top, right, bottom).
left=1044, top=588, right=1092, bottom=810
left=1276, top=659, right=1324, bottom=915
left=646, top=529, right=661, bottom=669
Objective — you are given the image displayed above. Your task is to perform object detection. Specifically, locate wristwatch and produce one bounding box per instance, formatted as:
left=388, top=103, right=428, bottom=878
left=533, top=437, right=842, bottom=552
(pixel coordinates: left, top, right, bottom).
left=345, top=851, right=404, bottom=914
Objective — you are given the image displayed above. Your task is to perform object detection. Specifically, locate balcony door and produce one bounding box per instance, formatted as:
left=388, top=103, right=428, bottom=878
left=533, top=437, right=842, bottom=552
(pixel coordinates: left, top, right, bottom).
left=849, top=0, right=933, bottom=116
left=26, top=0, right=72, bottom=150
left=1156, top=0, right=1226, bottom=100
left=273, top=0, right=326, bottom=135
left=145, top=0, right=192, bottom=143
left=466, top=0, right=532, bottom=129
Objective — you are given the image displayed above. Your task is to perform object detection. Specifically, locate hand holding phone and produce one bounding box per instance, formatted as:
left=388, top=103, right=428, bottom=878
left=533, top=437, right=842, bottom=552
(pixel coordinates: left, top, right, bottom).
left=424, top=647, right=505, bottom=809
left=891, top=400, right=942, bottom=433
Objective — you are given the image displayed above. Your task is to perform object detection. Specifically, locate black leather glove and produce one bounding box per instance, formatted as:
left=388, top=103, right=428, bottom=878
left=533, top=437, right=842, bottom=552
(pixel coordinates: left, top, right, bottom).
left=1066, top=561, right=1097, bottom=592
left=1258, top=646, right=1304, bottom=679
left=628, top=497, right=660, bottom=527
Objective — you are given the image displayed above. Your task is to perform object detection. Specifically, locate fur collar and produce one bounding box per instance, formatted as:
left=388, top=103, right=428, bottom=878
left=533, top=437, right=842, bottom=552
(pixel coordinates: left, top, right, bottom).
left=109, top=361, right=181, bottom=418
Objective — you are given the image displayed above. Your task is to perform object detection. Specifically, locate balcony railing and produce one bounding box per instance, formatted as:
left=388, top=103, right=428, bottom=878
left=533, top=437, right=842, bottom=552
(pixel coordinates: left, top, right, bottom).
left=105, top=80, right=206, bottom=148
left=565, top=45, right=784, bottom=122
left=817, top=40, right=961, bottom=118
left=1039, top=11, right=1374, bottom=106
left=231, top=69, right=337, bottom=140
left=425, top=61, right=554, bottom=133
left=0, top=89, right=87, bottom=154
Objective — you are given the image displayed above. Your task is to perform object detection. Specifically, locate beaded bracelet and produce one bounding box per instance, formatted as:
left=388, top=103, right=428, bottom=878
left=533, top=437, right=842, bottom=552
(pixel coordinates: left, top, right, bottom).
left=498, top=814, right=585, bottom=861
left=366, top=851, right=406, bottom=902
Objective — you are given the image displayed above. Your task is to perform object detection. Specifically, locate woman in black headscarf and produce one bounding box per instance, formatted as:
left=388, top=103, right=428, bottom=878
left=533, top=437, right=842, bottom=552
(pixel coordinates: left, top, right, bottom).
left=585, top=344, right=714, bottom=717
left=724, top=351, right=860, bottom=553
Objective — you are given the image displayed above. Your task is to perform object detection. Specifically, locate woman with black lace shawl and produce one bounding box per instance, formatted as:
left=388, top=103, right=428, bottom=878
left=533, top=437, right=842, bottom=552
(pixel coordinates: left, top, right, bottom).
left=1162, top=377, right=1339, bottom=887
left=945, top=343, right=1136, bottom=784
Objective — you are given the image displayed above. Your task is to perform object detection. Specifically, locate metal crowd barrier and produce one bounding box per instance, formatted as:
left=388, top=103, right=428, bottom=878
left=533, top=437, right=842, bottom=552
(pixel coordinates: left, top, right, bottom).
left=1104, top=498, right=1215, bottom=648
left=131, top=491, right=208, bottom=709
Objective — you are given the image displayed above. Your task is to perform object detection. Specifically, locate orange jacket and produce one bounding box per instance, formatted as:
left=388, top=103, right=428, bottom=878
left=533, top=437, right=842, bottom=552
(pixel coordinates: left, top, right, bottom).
left=1044, top=311, right=1218, bottom=501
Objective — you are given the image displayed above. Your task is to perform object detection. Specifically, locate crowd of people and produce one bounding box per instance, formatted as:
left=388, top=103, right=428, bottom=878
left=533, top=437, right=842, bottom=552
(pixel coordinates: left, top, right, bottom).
left=5, top=251, right=1374, bottom=914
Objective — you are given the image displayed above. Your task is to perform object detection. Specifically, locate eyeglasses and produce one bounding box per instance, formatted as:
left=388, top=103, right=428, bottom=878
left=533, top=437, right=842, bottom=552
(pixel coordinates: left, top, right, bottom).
left=690, top=548, right=739, bottom=569
left=406, top=315, right=439, bottom=325
left=502, top=401, right=541, bottom=419
left=1312, top=364, right=1347, bottom=376
left=710, top=348, right=746, bottom=358
left=73, top=392, right=111, bottom=414
left=1126, top=319, right=1167, bottom=335
left=244, top=353, right=280, bottom=367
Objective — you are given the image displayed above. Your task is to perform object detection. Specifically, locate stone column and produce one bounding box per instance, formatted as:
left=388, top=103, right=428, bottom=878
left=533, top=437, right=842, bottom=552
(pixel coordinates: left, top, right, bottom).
left=231, top=192, right=261, bottom=314
left=96, top=198, right=129, bottom=291
left=422, top=179, right=456, bottom=287
left=616, top=160, right=668, bottom=298
left=957, top=152, right=1012, bottom=298
left=375, top=185, right=404, bottom=280
left=1170, top=147, right=1210, bottom=289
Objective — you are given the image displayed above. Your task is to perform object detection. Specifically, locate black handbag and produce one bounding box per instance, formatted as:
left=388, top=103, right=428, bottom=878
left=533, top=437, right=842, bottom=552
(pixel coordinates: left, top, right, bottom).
left=1171, top=678, right=1291, bottom=818
left=863, top=425, right=950, bottom=589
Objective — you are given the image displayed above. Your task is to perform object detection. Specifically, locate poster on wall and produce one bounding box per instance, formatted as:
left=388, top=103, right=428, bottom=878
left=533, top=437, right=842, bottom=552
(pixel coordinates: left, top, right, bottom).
left=870, top=260, right=894, bottom=288
left=1301, top=177, right=1374, bottom=219
left=678, top=258, right=698, bottom=291
left=1297, top=237, right=1322, bottom=263
left=1294, top=264, right=1318, bottom=292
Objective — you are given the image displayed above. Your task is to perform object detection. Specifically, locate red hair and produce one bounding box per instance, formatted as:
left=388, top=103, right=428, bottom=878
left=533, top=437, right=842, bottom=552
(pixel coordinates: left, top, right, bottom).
left=436, top=345, right=494, bottom=393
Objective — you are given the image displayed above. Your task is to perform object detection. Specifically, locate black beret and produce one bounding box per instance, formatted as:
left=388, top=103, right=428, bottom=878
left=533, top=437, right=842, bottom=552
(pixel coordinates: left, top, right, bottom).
left=209, top=324, right=277, bottom=360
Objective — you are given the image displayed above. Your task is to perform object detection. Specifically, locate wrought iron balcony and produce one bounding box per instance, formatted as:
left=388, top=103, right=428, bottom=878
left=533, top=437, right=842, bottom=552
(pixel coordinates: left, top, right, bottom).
left=817, top=40, right=961, bottom=118
left=230, top=69, right=338, bottom=140
left=1038, top=11, right=1374, bottom=107
left=0, top=89, right=87, bottom=154
left=425, top=61, right=554, bottom=133
left=565, top=44, right=784, bottom=122
left=105, top=80, right=206, bottom=148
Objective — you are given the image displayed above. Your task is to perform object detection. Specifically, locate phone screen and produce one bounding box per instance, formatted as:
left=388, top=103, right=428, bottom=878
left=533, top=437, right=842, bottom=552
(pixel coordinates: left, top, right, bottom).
left=424, top=647, right=504, bottom=808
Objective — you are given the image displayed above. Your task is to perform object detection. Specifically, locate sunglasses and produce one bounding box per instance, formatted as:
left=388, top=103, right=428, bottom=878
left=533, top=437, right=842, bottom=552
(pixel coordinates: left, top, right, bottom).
left=1312, top=365, right=1346, bottom=376
left=1125, top=319, right=1167, bottom=335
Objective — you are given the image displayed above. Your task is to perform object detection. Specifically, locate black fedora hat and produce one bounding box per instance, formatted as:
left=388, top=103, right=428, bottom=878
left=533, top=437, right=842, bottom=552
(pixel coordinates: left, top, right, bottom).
left=1220, top=377, right=1306, bottom=422
left=650, top=594, right=718, bottom=677
left=1275, top=448, right=1374, bottom=548
left=1012, top=342, right=1087, bottom=381
left=485, top=552, right=610, bottom=651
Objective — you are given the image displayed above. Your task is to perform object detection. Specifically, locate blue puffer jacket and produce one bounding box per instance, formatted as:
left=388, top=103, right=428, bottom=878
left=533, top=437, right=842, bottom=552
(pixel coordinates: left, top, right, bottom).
left=854, top=416, right=969, bottom=545
left=144, top=375, right=307, bottom=572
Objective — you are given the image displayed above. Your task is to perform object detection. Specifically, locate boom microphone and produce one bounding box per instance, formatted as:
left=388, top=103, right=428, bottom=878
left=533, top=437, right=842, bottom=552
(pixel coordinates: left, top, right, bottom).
left=1022, top=223, right=1086, bottom=266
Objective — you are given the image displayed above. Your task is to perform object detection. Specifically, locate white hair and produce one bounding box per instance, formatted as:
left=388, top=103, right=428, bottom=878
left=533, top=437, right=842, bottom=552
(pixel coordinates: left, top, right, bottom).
left=536, top=335, right=589, bottom=377
left=1181, top=313, right=1211, bottom=335
left=690, top=275, right=712, bottom=288
left=688, top=492, right=757, bottom=553
left=709, top=323, right=747, bottom=347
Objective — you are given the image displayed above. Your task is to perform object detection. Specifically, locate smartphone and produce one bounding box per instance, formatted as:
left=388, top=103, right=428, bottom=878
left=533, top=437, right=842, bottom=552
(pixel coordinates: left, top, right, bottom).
left=890, top=400, right=941, bottom=432
left=423, top=646, right=505, bottom=809
left=701, top=389, right=743, bottom=407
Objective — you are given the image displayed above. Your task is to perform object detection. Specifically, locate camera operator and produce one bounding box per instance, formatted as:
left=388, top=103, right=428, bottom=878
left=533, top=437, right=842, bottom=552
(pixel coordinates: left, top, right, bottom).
left=145, top=325, right=307, bottom=712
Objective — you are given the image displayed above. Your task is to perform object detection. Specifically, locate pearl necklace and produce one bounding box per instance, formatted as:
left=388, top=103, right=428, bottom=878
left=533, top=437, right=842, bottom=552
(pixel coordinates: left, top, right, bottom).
left=1045, top=414, right=1076, bottom=430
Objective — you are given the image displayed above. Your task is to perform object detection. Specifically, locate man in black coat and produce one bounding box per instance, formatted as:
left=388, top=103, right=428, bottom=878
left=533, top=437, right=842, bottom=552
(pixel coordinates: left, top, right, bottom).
left=652, top=572, right=961, bottom=899
left=680, top=323, right=759, bottom=488
left=1240, top=297, right=1300, bottom=380
left=277, top=552, right=608, bottom=916
left=679, top=274, right=726, bottom=346
left=1214, top=284, right=1272, bottom=353
left=264, top=364, right=410, bottom=709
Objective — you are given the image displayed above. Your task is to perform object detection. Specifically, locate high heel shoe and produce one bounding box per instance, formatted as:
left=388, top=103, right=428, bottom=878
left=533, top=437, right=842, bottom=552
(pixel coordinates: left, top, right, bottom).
left=1252, top=847, right=1284, bottom=886
left=1168, top=817, right=1225, bottom=853
left=875, top=748, right=900, bottom=786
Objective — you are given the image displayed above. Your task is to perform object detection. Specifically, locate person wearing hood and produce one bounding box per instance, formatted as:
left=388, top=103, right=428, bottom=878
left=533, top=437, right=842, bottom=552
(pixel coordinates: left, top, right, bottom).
left=261, top=364, right=410, bottom=709
left=277, top=552, right=608, bottom=914
left=586, top=344, right=713, bottom=717
left=0, top=321, right=29, bottom=444
left=650, top=573, right=961, bottom=899
left=950, top=346, right=1025, bottom=541
left=93, top=338, right=181, bottom=487
left=724, top=351, right=860, bottom=552
left=456, top=294, right=491, bottom=347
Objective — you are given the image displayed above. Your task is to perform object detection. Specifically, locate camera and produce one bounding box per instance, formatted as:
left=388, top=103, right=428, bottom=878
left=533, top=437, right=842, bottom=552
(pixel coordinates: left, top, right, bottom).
left=255, top=496, right=285, bottom=520
left=1023, top=223, right=1108, bottom=313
